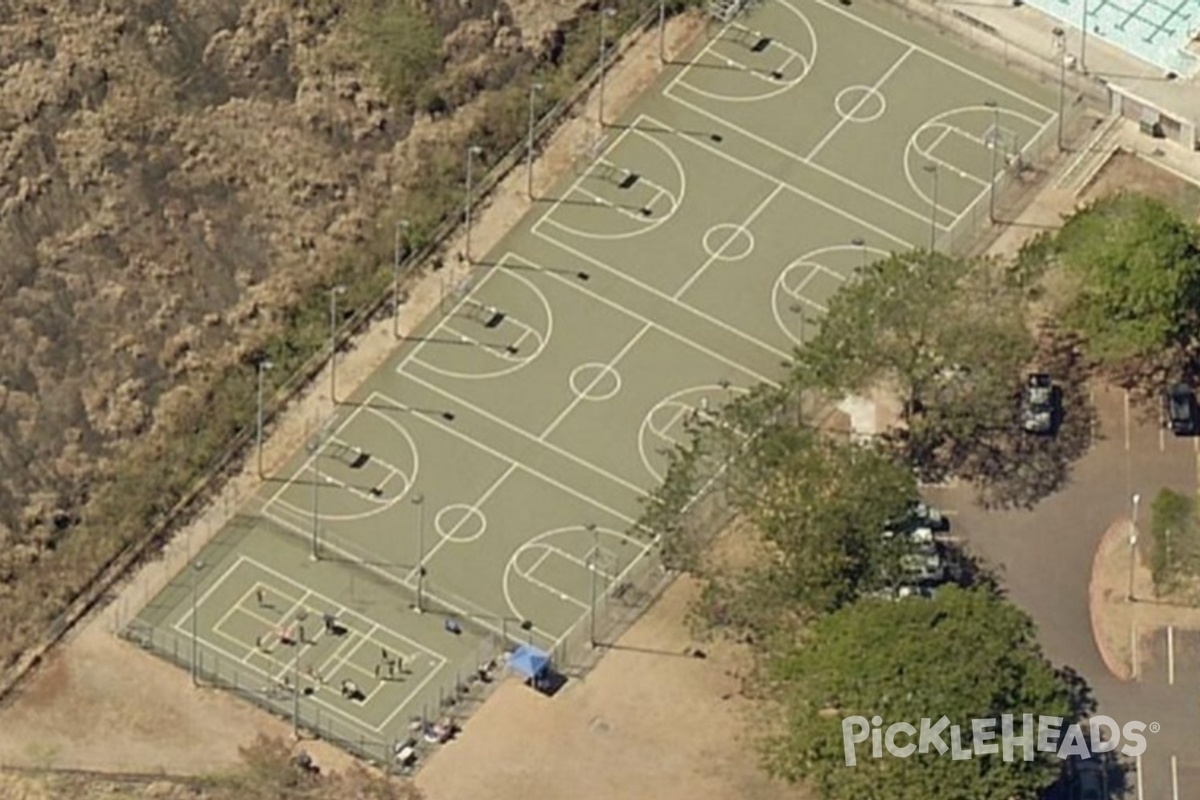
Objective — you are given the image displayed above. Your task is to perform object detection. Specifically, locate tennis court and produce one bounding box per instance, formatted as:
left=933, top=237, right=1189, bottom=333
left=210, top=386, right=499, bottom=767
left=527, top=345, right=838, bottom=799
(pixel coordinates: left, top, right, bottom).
left=128, top=0, right=1056, bottom=766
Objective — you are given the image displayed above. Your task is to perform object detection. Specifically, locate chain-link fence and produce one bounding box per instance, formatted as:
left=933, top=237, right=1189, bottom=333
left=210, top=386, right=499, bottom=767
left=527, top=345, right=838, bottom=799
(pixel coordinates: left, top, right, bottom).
left=934, top=104, right=1062, bottom=255
left=121, top=615, right=508, bottom=773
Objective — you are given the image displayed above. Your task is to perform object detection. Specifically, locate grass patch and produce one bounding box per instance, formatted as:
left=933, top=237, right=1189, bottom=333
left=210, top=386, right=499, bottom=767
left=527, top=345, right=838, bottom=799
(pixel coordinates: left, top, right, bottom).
left=1149, top=488, right=1200, bottom=599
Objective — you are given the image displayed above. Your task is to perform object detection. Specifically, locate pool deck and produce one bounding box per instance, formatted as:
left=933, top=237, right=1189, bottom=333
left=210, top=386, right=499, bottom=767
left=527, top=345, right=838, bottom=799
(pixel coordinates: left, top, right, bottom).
left=920, top=0, right=1200, bottom=142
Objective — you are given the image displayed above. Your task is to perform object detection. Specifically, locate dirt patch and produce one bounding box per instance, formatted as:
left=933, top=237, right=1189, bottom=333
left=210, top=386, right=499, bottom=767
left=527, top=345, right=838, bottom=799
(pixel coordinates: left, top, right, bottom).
left=416, top=577, right=798, bottom=800
left=1089, top=515, right=1200, bottom=681
left=1079, top=150, right=1200, bottom=220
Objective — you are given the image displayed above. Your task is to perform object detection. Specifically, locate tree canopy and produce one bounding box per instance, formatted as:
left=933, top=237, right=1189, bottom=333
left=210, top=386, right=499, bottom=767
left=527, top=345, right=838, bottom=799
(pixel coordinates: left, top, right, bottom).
left=764, top=587, right=1074, bottom=800
left=1021, top=192, right=1200, bottom=367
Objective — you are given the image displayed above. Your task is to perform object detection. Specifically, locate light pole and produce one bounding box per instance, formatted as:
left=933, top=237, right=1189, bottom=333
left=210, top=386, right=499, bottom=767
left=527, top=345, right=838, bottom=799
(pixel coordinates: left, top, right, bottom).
left=658, top=0, right=667, bottom=63
left=328, top=285, right=346, bottom=402
left=393, top=220, right=410, bottom=338
left=1127, top=493, right=1141, bottom=601
left=789, top=302, right=806, bottom=345
left=413, top=493, right=426, bottom=612
left=527, top=83, right=544, bottom=199
left=1081, top=0, right=1090, bottom=73
left=292, top=640, right=301, bottom=736
left=190, top=559, right=205, bottom=686
left=309, top=425, right=325, bottom=562
left=587, top=523, right=599, bottom=647
left=850, top=237, right=867, bottom=271
left=256, top=359, right=273, bottom=478
left=465, top=145, right=483, bottom=263
left=923, top=164, right=939, bottom=252
left=1054, top=29, right=1067, bottom=151
left=598, top=7, right=617, bottom=130
left=985, top=100, right=1000, bottom=224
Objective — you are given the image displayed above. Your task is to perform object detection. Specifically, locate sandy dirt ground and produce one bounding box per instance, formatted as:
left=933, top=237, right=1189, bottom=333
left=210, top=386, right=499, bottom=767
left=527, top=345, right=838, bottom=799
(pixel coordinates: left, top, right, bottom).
left=415, top=576, right=797, bottom=800
left=1085, top=516, right=1200, bottom=682
left=7, top=1, right=1200, bottom=791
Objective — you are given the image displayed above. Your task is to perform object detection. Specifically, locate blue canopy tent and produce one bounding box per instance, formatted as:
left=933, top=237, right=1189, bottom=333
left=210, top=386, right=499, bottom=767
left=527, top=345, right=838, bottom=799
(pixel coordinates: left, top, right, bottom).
left=509, top=644, right=551, bottom=681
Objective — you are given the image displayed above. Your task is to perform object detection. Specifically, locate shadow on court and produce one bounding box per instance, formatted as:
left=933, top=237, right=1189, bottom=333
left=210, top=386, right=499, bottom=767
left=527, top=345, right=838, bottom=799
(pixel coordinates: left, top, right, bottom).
left=469, top=260, right=592, bottom=282
left=607, top=121, right=725, bottom=143
left=332, top=398, right=457, bottom=421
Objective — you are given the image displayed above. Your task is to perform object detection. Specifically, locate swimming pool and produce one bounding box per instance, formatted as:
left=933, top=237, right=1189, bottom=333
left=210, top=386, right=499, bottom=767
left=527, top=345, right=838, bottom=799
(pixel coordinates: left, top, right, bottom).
left=1022, top=0, right=1200, bottom=75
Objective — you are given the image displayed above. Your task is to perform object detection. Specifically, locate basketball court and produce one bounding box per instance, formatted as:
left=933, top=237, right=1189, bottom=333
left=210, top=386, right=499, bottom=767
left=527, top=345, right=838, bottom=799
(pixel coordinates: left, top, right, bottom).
left=129, top=0, right=1056, bottom=762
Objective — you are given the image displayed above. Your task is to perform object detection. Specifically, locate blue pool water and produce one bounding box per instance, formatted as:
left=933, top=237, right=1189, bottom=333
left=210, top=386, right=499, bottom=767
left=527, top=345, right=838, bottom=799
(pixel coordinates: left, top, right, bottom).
left=1022, top=0, right=1200, bottom=75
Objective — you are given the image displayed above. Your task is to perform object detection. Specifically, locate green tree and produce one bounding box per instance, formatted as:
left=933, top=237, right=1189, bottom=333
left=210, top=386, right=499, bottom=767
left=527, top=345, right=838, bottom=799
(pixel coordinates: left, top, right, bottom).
left=355, top=1, right=444, bottom=112
left=764, top=587, right=1074, bottom=800
left=1025, top=193, right=1200, bottom=367
left=797, top=250, right=1047, bottom=497
left=800, top=250, right=1032, bottom=427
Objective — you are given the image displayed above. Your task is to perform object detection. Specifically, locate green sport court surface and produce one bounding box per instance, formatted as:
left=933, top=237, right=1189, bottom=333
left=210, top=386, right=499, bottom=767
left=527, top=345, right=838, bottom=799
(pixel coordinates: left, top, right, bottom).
left=129, top=0, right=1055, bottom=759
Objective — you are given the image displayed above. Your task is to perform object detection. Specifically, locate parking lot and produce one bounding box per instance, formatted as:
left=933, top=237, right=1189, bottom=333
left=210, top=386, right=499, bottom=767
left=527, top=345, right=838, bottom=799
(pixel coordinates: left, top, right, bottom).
left=925, top=381, right=1199, bottom=800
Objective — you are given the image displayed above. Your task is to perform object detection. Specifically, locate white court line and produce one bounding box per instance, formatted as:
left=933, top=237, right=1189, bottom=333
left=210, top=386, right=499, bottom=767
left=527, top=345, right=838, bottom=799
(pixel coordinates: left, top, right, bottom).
left=259, top=501, right=559, bottom=650
left=809, top=0, right=1054, bottom=114
left=673, top=184, right=784, bottom=300
left=242, top=555, right=444, bottom=662
left=210, top=582, right=297, bottom=646
left=392, top=368, right=649, bottom=501
left=1137, top=752, right=1144, bottom=800
left=549, top=533, right=657, bottom=652
left=661, top=85, right=937, bottom=229
left=1171, top=754, right=1178, bottom=800
left=504, top=250, right=780, bottom=385
left=408, top=463, right=519, bottom=581
left=1168, top=625, right=1175, bottom=685
left=539, top=326, right=653, bottom=440
left=175, top=554, right=260, bottom=636
left=529, top=126, right=798, bottom=363
left=173, top=559, right=439, bottom=734
left=638, top=113, right=918, bottom=248
left=806, top=47, right=915, bottom=161
left=320, top=623, right=380, bottom=681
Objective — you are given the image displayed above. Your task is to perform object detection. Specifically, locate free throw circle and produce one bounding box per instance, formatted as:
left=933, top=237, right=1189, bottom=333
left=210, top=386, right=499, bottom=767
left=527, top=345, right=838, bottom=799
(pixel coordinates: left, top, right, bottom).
left=834, top=85, right=887, bottom=123
left=701, top=224, right=755, bottom=261
left=434, top=504, right=487, bottom=543
left=569, top=363, right=622, bottom=402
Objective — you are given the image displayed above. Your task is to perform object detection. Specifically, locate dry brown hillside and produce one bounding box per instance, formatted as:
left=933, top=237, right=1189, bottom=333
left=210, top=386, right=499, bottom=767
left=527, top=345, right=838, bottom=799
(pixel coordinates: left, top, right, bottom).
left=0, top=0, right=619, bottom=671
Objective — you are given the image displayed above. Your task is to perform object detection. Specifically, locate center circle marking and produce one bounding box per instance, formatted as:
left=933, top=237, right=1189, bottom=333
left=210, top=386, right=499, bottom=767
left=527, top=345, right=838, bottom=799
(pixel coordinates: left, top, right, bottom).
left=569, top=363, right=622, bottom=401
left=434, top=504, right=487, bottom=543
left=702, top=224, right=755, bottom=261
left=834, top=85, right=887, bottom=123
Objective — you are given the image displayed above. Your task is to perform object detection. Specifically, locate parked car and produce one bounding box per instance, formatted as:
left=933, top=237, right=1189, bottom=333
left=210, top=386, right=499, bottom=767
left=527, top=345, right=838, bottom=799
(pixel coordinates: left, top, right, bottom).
left=1073, top=758, right=1104, bottom=800
left=1022, top=373, right=1056, bottom=434
left=1164, top=383, right=1197, bottom=435
left=900, top=546, right=945, bottom=583
left=911, top=501, right=948, bottom=532
left=883, top=501, right=948, bottom=537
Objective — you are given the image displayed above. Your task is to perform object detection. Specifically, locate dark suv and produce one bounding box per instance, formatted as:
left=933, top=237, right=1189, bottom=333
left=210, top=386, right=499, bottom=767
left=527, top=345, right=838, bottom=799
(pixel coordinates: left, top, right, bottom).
left=1022, top=373, right=1056, bottom=434
left=1165, top=383, right=1197, bottom=435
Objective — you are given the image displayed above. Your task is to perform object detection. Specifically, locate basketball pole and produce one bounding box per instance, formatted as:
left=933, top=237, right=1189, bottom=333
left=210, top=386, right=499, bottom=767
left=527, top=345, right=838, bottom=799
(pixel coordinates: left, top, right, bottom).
left=923, top=164, right=939, bottom=252
left=413, top=493, right=426, bottom=612
left=190, top=560, right=204, bottom=687
left=658, top=0, right=667, bottom=64
left=393, top=220, right=410, bottom=338
left=256, top=359, right=273, bottom=478
left=985, top=100, right=999, bottom=223
left=527, top=83, right=544, bottom=199
left=598, top=7, right=616, bottom=130
left=465, top=145, right=483, bottom=263
left=329, top=285, right=346, bottom=402
left=587, top=523, right=599, bottom=647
